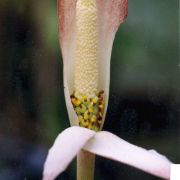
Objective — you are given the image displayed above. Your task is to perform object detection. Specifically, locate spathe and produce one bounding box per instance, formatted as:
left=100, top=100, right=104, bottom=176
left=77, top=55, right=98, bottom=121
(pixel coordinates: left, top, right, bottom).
left=43, top=126, right=171, bottom=180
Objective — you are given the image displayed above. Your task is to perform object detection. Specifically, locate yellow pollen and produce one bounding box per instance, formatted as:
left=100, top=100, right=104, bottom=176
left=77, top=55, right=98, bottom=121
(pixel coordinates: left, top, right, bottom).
left=92, top=98, right=98, bottom=104
left=99, top=112, right=103, bottom=117
left=88, top=124, right=92, bottom=129
left=71, top=98, right=76, bottom=105
left=76, top=99, right=81, bottom=106
left=98, top=120, right=102, bottom=124
left=88, top=107, right=94, bottom=113
left=84, top=112, right=89, bottom=120
left=78, top=115, right=83, bottom=121
left=99, top=104, right=103, bottom=109
left=90, top=115, right=96, bottom=123
left=82, top=119, right=89, bottom=127
left=82, top=95, right=87, bottom=101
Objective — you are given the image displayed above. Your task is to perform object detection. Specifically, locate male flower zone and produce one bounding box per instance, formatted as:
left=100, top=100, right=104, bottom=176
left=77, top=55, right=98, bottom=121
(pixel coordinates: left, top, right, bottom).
left=43, top=0, right=172, bottom=180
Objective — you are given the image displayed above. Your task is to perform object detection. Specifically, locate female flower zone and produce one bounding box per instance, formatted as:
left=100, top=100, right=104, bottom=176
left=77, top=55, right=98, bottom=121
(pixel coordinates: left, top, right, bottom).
left=43, top=0, right=172, bottom=180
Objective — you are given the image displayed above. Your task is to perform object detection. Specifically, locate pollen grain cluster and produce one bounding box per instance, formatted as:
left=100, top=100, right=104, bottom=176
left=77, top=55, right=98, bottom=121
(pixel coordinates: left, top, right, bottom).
left=71, top=91, right=104, bottom=131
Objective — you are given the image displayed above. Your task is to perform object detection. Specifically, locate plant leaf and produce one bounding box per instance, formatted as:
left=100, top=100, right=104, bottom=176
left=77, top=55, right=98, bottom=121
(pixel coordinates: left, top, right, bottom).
left=42, top=126, right=95, bottom=180
left=43, top=126, right=171, bottom=180
left=84, top=131, right=171, bottom=179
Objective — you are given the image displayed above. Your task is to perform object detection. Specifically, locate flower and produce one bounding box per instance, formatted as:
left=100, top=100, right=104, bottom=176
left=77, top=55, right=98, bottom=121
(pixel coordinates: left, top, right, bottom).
left=43, top=0, right=171, bottom=180
left=58, top=0, right=128, bottom=129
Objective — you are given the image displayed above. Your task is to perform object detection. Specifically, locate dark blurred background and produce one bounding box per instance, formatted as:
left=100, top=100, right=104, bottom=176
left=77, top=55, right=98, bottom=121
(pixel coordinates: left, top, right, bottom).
left=0, top=0, right=179, bottom=179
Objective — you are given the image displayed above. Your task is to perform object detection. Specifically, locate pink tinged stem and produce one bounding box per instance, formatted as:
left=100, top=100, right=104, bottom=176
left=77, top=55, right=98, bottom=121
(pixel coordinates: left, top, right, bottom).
left=77, top=150, right=95, bottom=180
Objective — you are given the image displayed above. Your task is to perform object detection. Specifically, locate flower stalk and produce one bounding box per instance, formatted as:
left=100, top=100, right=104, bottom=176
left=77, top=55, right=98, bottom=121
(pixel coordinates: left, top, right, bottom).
left=77, top=150, right=95, bottom=180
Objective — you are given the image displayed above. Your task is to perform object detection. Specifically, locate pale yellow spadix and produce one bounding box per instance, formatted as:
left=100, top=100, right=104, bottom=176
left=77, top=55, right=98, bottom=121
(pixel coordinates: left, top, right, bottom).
left=75, top=0, right=98, bottom=97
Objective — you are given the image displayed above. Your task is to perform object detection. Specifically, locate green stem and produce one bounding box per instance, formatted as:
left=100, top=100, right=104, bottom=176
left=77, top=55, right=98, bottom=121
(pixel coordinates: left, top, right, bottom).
left=77, top=150, right=95, bottom=180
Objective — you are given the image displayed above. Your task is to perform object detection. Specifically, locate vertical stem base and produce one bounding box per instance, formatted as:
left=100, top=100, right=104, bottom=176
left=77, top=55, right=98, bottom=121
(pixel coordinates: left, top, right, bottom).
left=77, top=150, right=95, bottom=180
